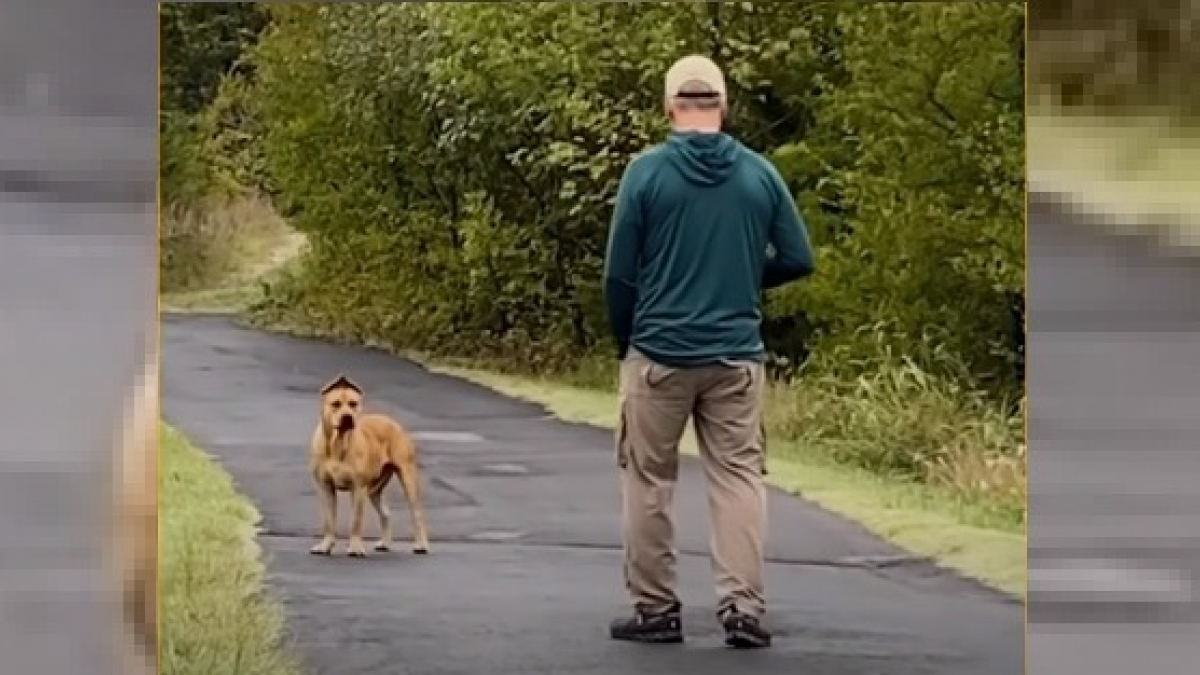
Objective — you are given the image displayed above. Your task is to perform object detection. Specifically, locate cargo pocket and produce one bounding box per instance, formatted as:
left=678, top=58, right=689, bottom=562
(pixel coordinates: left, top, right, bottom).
left=615, top=400, right=631, bottom=469
left=741, top=362, right=756, bottom=395
left=743, top=362, right=766, bottom=475
left=643, top=360, right=676, bottom=389
left=758, top=419, right=769, bottom=476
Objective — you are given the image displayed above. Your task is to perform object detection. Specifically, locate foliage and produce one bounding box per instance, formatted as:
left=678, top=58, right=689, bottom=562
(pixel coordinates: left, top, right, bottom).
left=1029, top=0, right=1200, bottom=116
left=159, top=3, right=268, bottom=116
left=159, top=2, right=268, bottom=206
left=773, top=2, right=1025, bottom=389
left=160, top=194, right=292, bottom=294
left=160, top=3, right=272, bottom=290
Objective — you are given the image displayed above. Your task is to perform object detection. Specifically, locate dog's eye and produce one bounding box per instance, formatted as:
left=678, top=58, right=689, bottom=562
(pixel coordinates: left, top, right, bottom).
left=331, top=401, right=342, bottom=409
left=348, top=400, right=359, bottom=408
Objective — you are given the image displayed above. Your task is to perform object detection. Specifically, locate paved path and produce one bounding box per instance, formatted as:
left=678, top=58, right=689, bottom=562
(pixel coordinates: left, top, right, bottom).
left=1027, top=195, right=1200, bottom=673
left=162, top=314, right=1021, bottom=675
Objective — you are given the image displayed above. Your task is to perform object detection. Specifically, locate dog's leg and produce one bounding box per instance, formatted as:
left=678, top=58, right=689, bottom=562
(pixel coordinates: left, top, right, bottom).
left=346, top=485, right=369, bottom=557
left=369, top=487, right=392, bottom=552
left=310, top=479, right=337, bottom=555
left=397, top=464, right=431, bottom=554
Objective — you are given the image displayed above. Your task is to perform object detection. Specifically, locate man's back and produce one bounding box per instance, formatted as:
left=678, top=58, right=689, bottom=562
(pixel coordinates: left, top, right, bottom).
left=604, top=131, right=814, bottom=368
left=605, top=53, right=813, bottom=650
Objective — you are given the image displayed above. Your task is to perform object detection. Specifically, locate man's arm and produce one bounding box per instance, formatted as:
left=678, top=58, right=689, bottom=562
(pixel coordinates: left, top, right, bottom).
left=603, top=161, right=645, bottom=359
left=763, top=166, right=815, bottom=290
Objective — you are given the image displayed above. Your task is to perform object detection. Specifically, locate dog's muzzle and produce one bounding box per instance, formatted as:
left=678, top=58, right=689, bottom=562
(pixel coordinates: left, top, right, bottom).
left=337, top=415, right=356, bottom=432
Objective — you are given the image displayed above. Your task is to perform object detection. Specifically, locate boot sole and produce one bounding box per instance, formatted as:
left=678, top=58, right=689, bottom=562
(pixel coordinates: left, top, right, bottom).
left=611, top=631, right=684, bottom=644
left=725, top=629, right=771, bottom=649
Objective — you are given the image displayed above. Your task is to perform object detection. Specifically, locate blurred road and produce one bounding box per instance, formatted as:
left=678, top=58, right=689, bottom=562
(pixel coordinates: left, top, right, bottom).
left=1027, top=194, right=1200, bottom=672
left=0, top=199, right=155, bottom=671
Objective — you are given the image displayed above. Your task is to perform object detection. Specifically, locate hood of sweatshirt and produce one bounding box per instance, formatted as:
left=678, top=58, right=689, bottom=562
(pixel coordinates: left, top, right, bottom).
left=664, top=131, right=742, bottom=187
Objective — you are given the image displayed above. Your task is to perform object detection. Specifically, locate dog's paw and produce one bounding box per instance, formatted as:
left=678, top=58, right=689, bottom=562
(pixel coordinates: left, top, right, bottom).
left=413, top=546, right=430, bottom=555
left=346, top=540, right=368, bottom=557
left=373, top=540, right=391, bottom=553
left=309, top=540, right=335, bottom=555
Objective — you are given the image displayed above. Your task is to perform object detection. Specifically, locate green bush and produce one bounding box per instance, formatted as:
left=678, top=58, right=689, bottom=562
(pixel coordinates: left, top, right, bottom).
left=159, top=2, right=270, bottom=281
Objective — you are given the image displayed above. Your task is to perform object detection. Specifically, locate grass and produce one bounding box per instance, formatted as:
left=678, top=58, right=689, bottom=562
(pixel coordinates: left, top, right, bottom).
left=1028, top=100, right=1200, bottom=250
left=160, top=423, right=300, bottom=675
left=428, top=364, right=1026, bottom=597
left=161, top=193, right=305, bottom=313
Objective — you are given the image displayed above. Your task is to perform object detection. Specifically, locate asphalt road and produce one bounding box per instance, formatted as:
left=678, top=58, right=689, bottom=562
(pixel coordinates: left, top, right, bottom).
left=1027, top=195, right=1200, bottom=672
left=162, top=313, right=1022, bottom=674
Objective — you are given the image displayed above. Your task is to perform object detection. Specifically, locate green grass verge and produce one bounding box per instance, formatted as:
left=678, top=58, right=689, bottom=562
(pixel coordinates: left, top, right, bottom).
left=429, top=365, right=1026, bottom=598
left=162, top=284, right=270, bottom=314
left=162, top=240, right=304, bottom=315
left=161, top=194, right=305, bottom=313
left=160, top=423, right=300, bottom=675
left=1028, top=105, right=1200, bottom=250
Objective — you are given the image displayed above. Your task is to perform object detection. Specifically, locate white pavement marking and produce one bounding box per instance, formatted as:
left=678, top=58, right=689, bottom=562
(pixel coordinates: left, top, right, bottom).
left=466, top=530, right=527, bottom=542
left=479, top=463, right=530, bottom=476
left=413, top=431, right=485, bottom=443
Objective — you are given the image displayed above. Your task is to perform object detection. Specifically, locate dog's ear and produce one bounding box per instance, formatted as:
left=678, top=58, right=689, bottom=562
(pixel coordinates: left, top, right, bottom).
left=320, top=374, right=363, bottom=396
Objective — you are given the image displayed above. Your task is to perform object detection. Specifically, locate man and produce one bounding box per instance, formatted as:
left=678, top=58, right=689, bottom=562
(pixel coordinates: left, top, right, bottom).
left=602, top=55, right=815, bottom=649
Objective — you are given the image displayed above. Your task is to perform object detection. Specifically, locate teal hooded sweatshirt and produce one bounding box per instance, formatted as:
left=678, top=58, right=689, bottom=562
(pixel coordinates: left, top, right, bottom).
left=603, top=131, right=815, bottom=367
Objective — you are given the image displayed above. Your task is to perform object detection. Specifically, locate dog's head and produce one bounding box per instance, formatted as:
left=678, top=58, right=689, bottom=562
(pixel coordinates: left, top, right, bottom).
left=320, top=374, right=363, bottom=434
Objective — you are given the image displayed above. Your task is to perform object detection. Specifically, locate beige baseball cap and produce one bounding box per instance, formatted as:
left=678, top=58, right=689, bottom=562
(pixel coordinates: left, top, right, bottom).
left=664, top=55, right=727, bottom=107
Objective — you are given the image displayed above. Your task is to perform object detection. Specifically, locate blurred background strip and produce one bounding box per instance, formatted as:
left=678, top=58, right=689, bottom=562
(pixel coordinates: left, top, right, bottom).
left=0, top=0, right=157, bottom=674
left=1028, top=0, right=1200, bottom=673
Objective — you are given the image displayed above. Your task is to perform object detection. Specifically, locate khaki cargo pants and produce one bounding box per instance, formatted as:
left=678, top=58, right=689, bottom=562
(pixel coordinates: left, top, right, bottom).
left=616, top=348, right=767, bottom=618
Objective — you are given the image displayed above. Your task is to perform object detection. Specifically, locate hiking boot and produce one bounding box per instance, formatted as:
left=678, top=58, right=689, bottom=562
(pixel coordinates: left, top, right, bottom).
left=721, top=609, right=772, bottom=649
left=609, top=603, right=684, bottom=644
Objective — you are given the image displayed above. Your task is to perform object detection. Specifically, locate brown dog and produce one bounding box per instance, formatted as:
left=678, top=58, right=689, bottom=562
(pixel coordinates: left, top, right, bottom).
left=310, top=374, right=431, bottom=557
